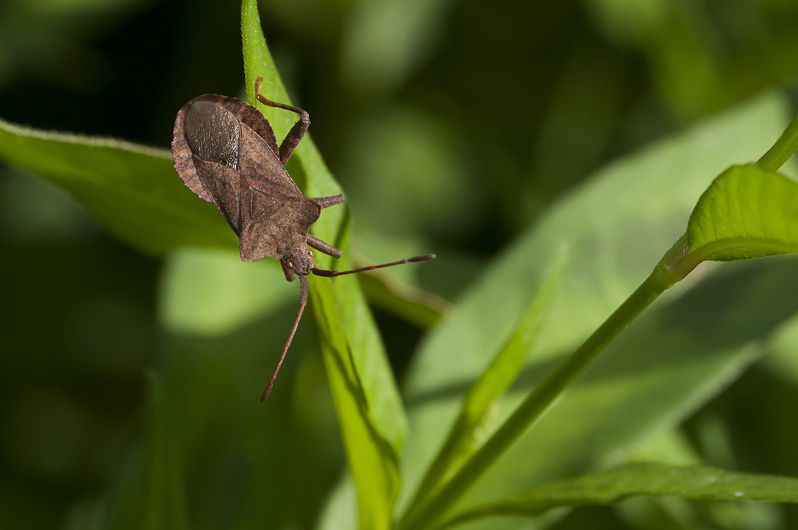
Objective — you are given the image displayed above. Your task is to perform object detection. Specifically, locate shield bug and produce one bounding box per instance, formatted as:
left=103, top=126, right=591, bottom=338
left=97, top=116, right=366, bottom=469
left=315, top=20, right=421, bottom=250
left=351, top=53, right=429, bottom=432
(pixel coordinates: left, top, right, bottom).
left=172, top=76, right=435, bottom=401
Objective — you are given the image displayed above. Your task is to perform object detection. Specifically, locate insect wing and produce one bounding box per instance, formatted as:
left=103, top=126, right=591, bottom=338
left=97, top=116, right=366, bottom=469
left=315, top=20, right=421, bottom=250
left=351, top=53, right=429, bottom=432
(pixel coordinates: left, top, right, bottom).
left=172, top=100, right=219, bottom=204
left=237, top=122, right=302, bottom=198
left=174, top=100, right=246, bottom=233
left=199, top=94, right=302, bottom=198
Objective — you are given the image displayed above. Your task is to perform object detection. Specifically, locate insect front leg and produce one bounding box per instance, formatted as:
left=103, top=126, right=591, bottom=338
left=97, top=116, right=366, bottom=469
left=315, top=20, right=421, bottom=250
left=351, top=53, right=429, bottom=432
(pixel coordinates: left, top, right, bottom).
left=306, top=234, right=341, bottom=258
left=311, top=194, right=345, bottom=209
left=254, top=76, right=310, bottom=165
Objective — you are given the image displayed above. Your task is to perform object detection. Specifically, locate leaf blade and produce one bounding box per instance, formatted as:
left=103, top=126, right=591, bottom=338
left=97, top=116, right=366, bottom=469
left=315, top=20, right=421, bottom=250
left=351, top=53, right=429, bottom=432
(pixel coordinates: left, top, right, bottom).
left=241, top=3, right=407, bottom=528
left=407, top=248, right=567, bottom=511
left=102, top=373, right=188, bottom=530
left=0, top=118, right=234, bottom=254
left=438, top=463, right=798, bottom=529
left=687, top=163, right=798, bottom=261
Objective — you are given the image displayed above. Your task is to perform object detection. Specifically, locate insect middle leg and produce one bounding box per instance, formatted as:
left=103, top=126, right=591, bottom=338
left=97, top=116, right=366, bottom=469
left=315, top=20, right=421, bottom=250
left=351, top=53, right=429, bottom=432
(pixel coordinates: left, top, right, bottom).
left=307, top=234, right=341, bottom=258
left=254, top=77, right=309, bottom=165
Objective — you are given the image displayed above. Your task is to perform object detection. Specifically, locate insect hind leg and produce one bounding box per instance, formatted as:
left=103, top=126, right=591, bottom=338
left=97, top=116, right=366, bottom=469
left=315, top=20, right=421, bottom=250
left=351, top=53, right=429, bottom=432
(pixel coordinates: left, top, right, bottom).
left=254, top=76, right=309, bottom=165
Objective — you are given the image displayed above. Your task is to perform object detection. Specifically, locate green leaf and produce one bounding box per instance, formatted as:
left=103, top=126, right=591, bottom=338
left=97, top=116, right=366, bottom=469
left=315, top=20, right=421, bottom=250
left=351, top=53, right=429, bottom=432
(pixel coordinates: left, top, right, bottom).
left=160, top=249, right=290, bottom=336
left=353, top=229, right=483, bottom=303
left=98, top=248, right=341, bottom=529
left=109, top=249, right=343, bottom=530
left=686, top=164, right=798, bottom=262
left=102, top=373, right=188, bottom=530
left=393, top=93, right=797, bottom=529
left=242, top=3, right=407, bottom=529
left=437, top=463, right=798, bottom=529
left=407, top=249, right=567, bottom=509
left=0, top=118, right=234, bottom=254
left=353, top=230, right=460, bottom=329
left=357, top=271, right=451, bottom=329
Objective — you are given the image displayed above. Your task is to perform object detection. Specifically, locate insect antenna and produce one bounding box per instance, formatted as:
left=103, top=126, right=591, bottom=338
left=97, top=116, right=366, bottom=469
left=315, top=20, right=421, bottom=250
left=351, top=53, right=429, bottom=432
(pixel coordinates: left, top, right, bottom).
left=311, top=253, right=436, bottom=277
left=261, top=274, right=309, bottom=402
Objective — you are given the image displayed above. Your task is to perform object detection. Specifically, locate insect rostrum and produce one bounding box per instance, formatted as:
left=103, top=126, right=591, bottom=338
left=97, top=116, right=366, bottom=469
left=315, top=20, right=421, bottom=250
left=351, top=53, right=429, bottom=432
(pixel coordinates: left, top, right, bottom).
left=172, top=76, right=435, bottom=401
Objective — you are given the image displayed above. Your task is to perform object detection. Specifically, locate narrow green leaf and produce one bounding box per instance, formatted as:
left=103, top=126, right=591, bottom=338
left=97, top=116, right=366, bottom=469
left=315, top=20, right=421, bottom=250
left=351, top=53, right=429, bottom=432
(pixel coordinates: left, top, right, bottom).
left=241, top=3, right=407, bottom=529
left=102, top=373, right=188, bottom=530
left=437, top=463, right=798, bottom=529
left=352, top=229, right=480, bottom=325
left=407, top=249, right=567, bottom=510
left=687, top=163, right=798, bottom=262
left=401, top=258, right=668, bottom=530
left=0, top=118, right=234, bottom=254
left=357, top=271, right=451, bottom=329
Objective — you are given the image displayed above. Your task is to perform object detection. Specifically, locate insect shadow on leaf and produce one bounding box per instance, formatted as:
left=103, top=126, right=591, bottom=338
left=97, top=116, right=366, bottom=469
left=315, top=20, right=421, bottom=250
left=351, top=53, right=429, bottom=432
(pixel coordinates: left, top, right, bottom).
left=172, top=76, right=435, bottom=402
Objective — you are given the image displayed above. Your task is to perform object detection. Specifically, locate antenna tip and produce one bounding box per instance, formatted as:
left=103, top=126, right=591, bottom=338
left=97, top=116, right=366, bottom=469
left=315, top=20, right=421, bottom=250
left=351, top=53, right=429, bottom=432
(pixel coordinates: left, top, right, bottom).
left=410, top=253, right=436, bottom=263
left=260, top=383, right=274, bottom=403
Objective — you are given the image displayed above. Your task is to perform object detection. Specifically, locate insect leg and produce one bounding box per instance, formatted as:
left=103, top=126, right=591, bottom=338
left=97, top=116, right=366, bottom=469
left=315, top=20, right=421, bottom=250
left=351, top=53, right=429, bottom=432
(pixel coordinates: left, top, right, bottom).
left=254, top=76, right=309, bottom=165
left=307, top=234, right=341, bottom=258
left=311, top=194, right=345, bottom=209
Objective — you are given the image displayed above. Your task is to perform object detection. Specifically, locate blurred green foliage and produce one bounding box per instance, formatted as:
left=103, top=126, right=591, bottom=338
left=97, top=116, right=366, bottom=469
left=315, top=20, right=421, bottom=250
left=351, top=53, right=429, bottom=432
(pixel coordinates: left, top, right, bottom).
left=1, top=0, right=798, bottom=529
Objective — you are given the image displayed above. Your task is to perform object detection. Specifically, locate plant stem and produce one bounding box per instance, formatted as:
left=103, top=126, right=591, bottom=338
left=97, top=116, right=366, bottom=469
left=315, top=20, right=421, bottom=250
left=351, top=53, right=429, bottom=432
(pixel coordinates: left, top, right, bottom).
left=757, top=114, right=798, bottom=172
left=399, top=261, right=679, bottom=530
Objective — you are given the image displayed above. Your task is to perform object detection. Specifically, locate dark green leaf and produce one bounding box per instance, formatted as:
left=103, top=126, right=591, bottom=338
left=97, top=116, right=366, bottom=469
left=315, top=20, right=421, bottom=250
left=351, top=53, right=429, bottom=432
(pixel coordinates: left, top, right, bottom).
left=102, top=374, right=188, bottom=530
left=0, top=118, right=233, bottom=254
left=108, top=249, right=341, bottom=530
left=156, top=250, right=337, bottom=530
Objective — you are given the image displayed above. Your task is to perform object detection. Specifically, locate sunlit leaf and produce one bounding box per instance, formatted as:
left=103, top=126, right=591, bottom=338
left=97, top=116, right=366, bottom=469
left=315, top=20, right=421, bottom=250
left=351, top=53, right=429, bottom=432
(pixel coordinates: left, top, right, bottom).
left=686, top=164, right=798, bottom=261
left=438, top=463, right=798, bottom=529
left=408, top=249, right=566, bottom=507
left=242, top=2, right=407, bottom=528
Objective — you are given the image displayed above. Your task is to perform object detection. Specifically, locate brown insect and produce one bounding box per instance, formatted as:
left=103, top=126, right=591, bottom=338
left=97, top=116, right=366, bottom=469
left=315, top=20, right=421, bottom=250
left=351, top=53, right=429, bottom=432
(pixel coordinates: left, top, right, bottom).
left=172, top=77, right=435, bottom=401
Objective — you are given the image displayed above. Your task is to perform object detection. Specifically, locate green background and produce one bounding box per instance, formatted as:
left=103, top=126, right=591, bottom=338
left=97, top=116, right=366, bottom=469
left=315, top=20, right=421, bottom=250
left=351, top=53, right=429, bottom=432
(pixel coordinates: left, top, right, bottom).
left=1, top=1, right=797, bottom=529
